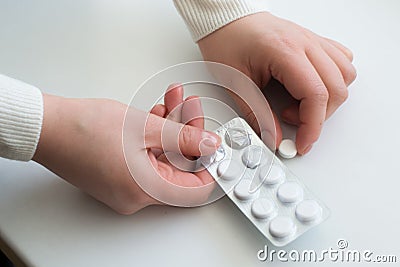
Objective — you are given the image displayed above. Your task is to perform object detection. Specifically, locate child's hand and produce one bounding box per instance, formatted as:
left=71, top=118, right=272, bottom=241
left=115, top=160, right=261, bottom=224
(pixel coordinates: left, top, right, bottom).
left=198, top=12, right=356, bottom=154
left=33, top=85, right=220, bottom=214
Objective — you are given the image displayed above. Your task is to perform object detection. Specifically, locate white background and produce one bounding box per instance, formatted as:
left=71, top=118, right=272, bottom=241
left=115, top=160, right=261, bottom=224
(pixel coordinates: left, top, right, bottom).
left=1, top=0, right=399, bottom=266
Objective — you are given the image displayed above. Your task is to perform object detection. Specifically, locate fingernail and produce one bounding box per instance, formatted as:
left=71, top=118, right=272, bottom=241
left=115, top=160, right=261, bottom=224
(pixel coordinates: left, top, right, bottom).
left=300, top=144, right=313, bottom=155
left=167, top=83, right=182, bottom=92
left=202, top=132, right=218, bottom=145
left=199, top=133, right=219, bottom=156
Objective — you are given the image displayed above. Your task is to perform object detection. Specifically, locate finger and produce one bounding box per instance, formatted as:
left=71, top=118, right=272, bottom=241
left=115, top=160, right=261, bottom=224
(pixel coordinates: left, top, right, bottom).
left=306, top=48, right=349, bottom=119
left=231, top=91, right=260, bottom=133
left=323, top=37, right=354, bottom=62
left=281, top=102, right=301, bottom=126
left=145, top=113, right=221, bottom=156
left=149, top=104, right=167, bottom=157
left=272, top=54, right=328, bottom=154
left=181, top=96, right=204, bottom=160
left=164, top=83, right=183, bottom=122
left=320, top=39, right=357, bottom=86
left=182, top=96, right=204, bottom=129
left=150, top=104, right=167, bottom=117
left=271, top=111, right=283, bottom=148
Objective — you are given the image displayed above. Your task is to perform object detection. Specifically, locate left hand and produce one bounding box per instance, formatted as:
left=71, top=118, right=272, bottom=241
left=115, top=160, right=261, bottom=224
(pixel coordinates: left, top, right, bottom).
left=33, top=84, right=219, bottom=214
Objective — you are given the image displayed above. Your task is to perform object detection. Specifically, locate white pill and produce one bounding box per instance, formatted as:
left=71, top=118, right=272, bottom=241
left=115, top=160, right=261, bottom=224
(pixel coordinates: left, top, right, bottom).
left=217, top=159, right=243, bottom=181
left=242, top=145, right=263, bottom=168
left=234, top=179, right=255, bottom=200
left=277, top=182, right=303, bottom=203
left=295, top=200, right=322, bottom=222
left=278, top=139, right=297, bottom=159
left=269, top=216, right=296, bottom=238
left=251, top=198, right=276, bottom=219
left=259, top=164, right=285, bottom=185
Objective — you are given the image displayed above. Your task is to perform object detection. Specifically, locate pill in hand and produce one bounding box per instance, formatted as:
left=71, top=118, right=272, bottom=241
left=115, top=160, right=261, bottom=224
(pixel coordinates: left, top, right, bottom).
left=278, top=139, right=297, bottom=159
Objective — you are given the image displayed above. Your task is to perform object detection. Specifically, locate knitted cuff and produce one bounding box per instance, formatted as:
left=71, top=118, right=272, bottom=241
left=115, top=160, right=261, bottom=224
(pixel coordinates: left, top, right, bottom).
left=0, top=74, right=43, bottom=161
left=174, top=0, right=269, bottom=42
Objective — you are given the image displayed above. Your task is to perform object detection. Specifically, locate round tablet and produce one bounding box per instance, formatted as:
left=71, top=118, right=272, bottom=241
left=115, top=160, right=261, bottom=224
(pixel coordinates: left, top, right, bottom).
left=225, top=128, right=250, bottom=150
left=259, top=164, right=285, bottom=185
left=234, top=179, right=255, bottom=200
left=251, top=198, right=276, bottom=219
left=295, top=200, right=322, bottom=222
left=277, top=182, right=303, bottom=203
left=278, top=139, right=297, bottom=159
left=269, top=216, right=296, bottom=238
left=242, top=145, right=263, bottom=168
left=217, top=160, right=242, bottom=181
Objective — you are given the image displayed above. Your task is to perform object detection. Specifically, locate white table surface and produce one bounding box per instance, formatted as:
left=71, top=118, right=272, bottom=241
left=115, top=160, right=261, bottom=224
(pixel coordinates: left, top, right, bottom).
left=1, top=1, right=399, bottom=266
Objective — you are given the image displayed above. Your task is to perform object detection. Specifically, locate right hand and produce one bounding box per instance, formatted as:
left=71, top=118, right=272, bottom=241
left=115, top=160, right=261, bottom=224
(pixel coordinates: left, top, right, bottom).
left=198, top=12, right=357, bottom=154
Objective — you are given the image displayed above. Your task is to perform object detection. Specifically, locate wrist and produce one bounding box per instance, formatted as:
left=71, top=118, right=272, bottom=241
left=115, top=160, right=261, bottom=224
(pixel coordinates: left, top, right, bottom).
left=32, top=95, right=157, bottom=213
left=32, top=94, right=65, bottom=164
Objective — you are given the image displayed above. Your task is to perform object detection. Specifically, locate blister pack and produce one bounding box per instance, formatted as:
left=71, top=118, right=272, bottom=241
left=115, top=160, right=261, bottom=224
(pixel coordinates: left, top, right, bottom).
left=201, top=117, right=329, bottom=247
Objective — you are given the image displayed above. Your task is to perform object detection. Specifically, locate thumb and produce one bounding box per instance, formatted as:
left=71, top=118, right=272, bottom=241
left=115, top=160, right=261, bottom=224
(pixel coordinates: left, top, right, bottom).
left=145, top=113, right=221, bottom=156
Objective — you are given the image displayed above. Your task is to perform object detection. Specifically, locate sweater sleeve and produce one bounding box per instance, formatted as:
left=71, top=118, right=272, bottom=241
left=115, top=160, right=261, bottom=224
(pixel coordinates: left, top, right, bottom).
left=173, top=0, right=269, bottom=42
left=0, top=74, right=43, bottom=161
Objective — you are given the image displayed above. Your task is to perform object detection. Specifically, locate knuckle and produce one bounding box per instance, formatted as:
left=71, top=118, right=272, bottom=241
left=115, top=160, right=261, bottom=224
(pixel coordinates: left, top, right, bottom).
left=331, top=88, right=349, bottom=104
left=312, top=86, right=329, bottom=104
left=272, top=34, right=304, bottom=54
left=274, top=30, right=317, bottom=56
left=344, top=48, right=354, bottom=62
left=181, top=126, right=193, bottom=148
left=278, top=36, right=299, bottom=52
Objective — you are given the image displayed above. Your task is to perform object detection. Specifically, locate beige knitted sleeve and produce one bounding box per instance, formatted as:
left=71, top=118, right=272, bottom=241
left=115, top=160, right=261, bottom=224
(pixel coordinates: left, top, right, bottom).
left=173, top=0, right=269, bottom=42
left=0, top=74, right=43, bottom=161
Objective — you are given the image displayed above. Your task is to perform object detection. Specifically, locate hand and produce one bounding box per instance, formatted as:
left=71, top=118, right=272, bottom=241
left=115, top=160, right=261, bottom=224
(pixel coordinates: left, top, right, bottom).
left=198, top=12, right=356, bottom=154
left=33, top=86, right=220, bottom=214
